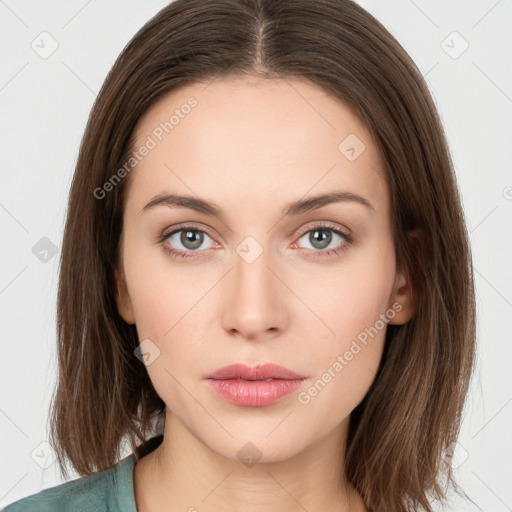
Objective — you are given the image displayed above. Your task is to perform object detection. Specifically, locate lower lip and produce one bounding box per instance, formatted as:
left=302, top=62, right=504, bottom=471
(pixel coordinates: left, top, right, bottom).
left=207, top=378, right=305, bottom=407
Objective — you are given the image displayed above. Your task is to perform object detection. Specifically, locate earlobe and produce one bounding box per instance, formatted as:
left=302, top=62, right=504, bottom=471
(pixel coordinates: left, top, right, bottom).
left=387, top=269, right=415, bottom=325
left=114, top=269, right=136, bottom=325
left=387, top=230, right=421, bottom=325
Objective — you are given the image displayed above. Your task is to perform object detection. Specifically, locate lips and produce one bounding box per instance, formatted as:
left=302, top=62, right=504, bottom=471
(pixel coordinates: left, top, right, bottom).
left=206, top=363, right=306, bottom=381
left=206, top=363, right=307, bottom=407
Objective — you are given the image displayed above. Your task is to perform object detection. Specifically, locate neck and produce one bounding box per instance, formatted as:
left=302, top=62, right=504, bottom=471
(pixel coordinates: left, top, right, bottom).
left=134, top=409, right=365, bottom=512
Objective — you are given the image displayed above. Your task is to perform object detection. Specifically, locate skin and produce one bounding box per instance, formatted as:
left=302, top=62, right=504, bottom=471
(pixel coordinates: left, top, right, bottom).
left=114, top=75, right=415, bottom=512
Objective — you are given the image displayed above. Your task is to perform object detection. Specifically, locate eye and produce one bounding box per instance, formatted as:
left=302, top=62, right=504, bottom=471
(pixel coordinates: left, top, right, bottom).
left=292, top=223, right=353, bottom=258
left=159, top=225, right=218, bottom=260
left=158, top=222, right=353, bottom=261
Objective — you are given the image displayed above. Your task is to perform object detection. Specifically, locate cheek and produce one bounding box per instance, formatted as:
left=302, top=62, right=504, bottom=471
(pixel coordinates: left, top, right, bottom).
left=123, top=246, right=219, bottom=399
left=128, top=278, right=212, bottom=399
left=295, top=241, right=395, bottom=340
left=293, top=287, right=391, bottom=433
left=293, top=246, right=395, bottom=407
left=123, top=237, right=211, bottom=339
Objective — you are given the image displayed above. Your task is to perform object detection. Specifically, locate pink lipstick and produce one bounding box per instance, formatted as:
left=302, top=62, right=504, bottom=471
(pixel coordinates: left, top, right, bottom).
left=206, top=363, right=306, bottom=407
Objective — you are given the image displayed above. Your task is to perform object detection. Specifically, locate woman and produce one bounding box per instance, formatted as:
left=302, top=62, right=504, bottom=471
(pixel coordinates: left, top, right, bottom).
left=3, top=0, right=476, bottom=511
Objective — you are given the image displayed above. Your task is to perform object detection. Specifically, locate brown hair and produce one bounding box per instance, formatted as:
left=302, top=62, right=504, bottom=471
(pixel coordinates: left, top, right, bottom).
left=48, top=1, right=477, bottom=510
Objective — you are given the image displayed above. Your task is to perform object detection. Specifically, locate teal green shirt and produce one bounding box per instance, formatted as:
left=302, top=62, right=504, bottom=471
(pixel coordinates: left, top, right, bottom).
left=1, top=435, right=163, bottom=512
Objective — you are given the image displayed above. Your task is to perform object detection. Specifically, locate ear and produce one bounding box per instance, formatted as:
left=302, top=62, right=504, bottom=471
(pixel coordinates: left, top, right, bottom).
left=114, top=268, right=136, bottom=325
left=387, top=230, right=421, bottom=325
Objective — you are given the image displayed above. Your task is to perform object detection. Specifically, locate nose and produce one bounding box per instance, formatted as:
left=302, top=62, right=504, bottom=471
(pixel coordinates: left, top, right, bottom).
left=220, top=237, right=288, bottom=341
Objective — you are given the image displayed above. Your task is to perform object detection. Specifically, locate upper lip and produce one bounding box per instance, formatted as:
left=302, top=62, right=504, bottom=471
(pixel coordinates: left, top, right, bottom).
left=206, top=363, right=307, bottom=381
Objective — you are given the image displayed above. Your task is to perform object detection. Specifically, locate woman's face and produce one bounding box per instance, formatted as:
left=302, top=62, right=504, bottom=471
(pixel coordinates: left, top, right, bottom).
left=114, top=76, right=414, bottom=463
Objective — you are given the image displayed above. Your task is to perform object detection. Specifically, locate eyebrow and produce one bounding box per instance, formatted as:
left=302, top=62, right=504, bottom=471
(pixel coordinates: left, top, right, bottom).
left=140, top=190, right=376, bottom=218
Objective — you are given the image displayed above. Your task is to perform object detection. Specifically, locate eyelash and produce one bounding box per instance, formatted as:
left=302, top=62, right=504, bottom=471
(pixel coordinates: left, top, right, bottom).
left=158, top=222, right=353, bottom=261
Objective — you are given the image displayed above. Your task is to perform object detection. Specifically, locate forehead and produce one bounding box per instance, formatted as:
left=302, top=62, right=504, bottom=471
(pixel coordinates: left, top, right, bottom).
left=126, top=76, right=387, bottom=215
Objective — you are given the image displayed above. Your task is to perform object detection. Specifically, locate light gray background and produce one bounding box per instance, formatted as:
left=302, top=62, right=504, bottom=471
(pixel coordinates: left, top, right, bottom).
left=1, top=1, right=511, bottom=510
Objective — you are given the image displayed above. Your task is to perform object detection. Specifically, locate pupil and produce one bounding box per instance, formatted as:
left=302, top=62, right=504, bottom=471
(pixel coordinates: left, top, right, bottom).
left=311, top=229, right=331, bottom=249
left=182, top=230, right=203, bottom=249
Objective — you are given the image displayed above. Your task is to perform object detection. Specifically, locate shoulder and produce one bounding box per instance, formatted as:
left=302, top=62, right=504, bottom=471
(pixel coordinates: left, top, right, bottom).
left=1, top=453, right=137, bottom=512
